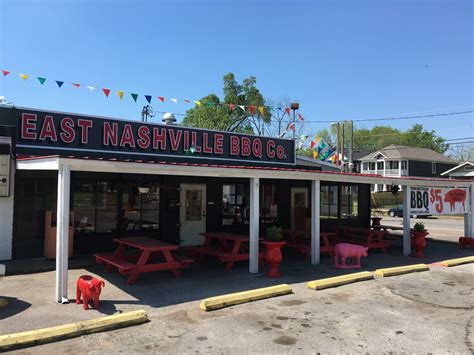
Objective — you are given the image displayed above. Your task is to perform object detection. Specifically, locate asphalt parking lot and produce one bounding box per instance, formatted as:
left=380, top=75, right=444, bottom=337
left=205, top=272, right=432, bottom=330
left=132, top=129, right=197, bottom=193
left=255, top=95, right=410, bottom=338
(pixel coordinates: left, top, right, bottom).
left=1, top=242, right=474, bottom=354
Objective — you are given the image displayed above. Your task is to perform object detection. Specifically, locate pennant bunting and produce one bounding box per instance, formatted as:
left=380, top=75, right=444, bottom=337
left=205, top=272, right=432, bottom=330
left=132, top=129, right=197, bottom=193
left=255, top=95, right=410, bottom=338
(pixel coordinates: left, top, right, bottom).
left=249, top=105, right=255, bottom=115
left=194, top=100, right=202, bottom=106
left=300, top=135, right=307, bottom=141
left=145, top=95, right=152, bottom=104
left=206, top=101, right=214, bottom=107
left=313, top=150, right=318, bottom=159
left=117, top=91, right=124, bottom=100
left=56, top=80, right=64, bottom=88
left=72, top=83, right=80, bottom=88
left=258, top=106, right=265, bottom=115
left=170, top=98, right=178, bottom=104
left=158, top=97, right=165, bottom=102
left=87, top=85, right=96, bottom=92
left=298, top=113, right=304, bottom=121
left=239, top=105, right=245, bottom=112
left=184, top=99, right=191, bottom=103
left=284, top=107, right=291, bottom=117
left=37, top=77, right=46, bottom=85
left=310, top=141, right=315, bottom=149
left=315, top=135, right=320, bottom=142
left=131, top=93, right=138, bottom=102
left=20, top=74, right=29, bottom=80
left=102, top=88, right=111, bottom=97
left=228, top=103, right=235, bottom=111
left=1, top=70, right=10, bottom=76
left=288, top=123, right=295, bottom=131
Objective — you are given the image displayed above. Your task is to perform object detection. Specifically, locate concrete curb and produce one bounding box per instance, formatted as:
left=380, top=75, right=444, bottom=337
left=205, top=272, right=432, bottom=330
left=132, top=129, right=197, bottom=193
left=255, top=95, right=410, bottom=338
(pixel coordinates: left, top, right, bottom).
left=374, top=264, right=429, bottom=277
left=0, top=309, right=148, bottom=351
left=307, top=271, right=374, bottom=290
left=440, top=256, right=474, bottom=267
left=200, top=284, right=293, bottom=311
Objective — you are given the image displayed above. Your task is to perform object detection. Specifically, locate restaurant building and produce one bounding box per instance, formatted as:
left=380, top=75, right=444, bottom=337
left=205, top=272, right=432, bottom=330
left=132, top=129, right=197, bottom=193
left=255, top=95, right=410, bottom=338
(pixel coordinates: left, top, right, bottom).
left=0, top=106, right=472, bottom=303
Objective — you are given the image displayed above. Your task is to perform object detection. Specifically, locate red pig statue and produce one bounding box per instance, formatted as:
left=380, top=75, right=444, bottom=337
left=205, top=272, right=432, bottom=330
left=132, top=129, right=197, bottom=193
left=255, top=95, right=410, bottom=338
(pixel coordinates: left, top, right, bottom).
left=76, top=275, right=105, bottom=310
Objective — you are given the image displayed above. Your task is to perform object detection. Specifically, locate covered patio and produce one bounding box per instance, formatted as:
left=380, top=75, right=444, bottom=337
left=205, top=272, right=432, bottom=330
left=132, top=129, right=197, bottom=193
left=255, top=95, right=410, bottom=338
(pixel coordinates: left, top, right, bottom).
left=16, top=155, right=474, bottom=303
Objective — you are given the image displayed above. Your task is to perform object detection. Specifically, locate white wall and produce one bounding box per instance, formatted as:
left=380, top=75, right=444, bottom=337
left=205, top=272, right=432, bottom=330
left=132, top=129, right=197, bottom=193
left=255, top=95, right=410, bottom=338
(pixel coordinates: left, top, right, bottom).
left=0, top=159, right=14, bottom=260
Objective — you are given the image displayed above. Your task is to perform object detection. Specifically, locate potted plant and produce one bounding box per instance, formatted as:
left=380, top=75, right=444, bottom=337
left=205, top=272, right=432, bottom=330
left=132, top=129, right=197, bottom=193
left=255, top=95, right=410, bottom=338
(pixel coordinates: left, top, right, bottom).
left=262, top=225, right=286, bottom=278
left=411, top=222, right=429, bottom=258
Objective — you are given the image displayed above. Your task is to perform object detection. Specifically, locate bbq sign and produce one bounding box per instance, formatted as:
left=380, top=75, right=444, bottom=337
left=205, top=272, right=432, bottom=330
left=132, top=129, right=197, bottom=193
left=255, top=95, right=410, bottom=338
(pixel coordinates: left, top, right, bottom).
left=410, top=187, right=469, bottom=215
left=14, top=110, right=295, bottom=165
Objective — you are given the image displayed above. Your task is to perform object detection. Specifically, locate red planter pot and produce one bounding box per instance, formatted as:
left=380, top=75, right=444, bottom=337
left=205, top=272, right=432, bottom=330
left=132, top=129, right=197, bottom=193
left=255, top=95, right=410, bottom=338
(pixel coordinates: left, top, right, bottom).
left=371, top=217, right=382, bottom=226
left=412, top=231, right=429, bottom=258
left=262, top=241, right=286, bottom=278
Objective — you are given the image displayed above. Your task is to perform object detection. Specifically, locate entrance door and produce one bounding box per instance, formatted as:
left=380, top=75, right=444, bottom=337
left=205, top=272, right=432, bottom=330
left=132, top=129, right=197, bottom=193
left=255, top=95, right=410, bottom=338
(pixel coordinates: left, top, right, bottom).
left=291, top=187, right=308, bottom=231
left=179, top=184, right=206, bottom=246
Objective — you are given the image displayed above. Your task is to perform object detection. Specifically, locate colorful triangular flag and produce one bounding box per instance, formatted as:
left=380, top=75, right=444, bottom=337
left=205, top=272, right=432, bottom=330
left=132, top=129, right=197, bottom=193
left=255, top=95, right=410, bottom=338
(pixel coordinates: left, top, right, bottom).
left=258, top=106, right=265, bottom=115
left=310, top=141, right=315, bottom=149
left=228, top=103, right=235, bottom=112
left=158, top=97, right=165, bottom=102
left=117, top=91, right=124, bottom=100
left=288, top=123, right=295, bottom=131
left=87, top=85, right=96, bottom=92
left=20, top=74, right=29, bottom=80
left=284, top=107, right=291, bottom=117
left=170, top=98, right=178, bottom=103
left=102, top=88, right=111, bottom=97
left=72, top=83, right=80, bottom=88
left=238, top=105, right=245, bottom=112
left=145, top=95, right=152, bottom=104
left=298, top=113, right=304, bottom=121
left=184, top=99, right=191, bottom=103
left=1, top=70, right=10, bottom=76
left=131, top=93, right=138, bottom=102
left=249, top=105, right=255, bottom=115
left=56, top=80, right=64, bottom=88
left=37, top=77, right=46, bottom=85
left=313, top=150, right=318, bottom=159
left=206, top=101, right=214, bottom=107
left=194, top=100, right=202, bottom=106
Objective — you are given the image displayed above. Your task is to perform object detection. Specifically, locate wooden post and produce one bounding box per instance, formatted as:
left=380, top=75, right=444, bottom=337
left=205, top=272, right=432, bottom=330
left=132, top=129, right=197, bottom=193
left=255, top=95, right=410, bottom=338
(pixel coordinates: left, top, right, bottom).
left=249, top=177, right=260, bottom=273
left=402, top=186, right=411, bottom=256
left=311, top=180, right=321, bottom=265
left=55, top=163, right=70, bottom=304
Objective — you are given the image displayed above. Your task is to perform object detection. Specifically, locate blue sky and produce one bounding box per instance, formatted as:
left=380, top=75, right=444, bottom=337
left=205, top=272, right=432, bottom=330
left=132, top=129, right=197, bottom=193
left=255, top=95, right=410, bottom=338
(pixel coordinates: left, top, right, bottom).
left=0, top=0, right=472, bottom=140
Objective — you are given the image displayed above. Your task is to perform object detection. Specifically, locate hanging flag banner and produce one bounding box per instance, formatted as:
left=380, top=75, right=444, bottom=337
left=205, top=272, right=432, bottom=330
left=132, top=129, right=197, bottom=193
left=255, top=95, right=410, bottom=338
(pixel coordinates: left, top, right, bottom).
left=10, top=107, right=296, bottom=165
left=117, top=91, right=124, bottom=100
left=20, top=74, right=29, bottom=80
left=144, top=95, right=152, bottom=104
left=37, top=77, right=46, bottom=85
left=158, top=97, right=165, bottom=102
left=56, top=80, right=64, bottom=88
left=284, top=107, right=291, bottom=117
left=102, top=88, right=111, bottom=97
left=87, top=85, right=96, bottom=92
left=72, top=83, right=80, bottom=88
left=131, top=93, right=139, bottom=102
left=170, top=98, right=178, bottom=104
left=2, top=70, right=10, bottom=76
left=410, top=187, right=469, bottom=215
left=228, top=103, right=235, bottom=112
left=258, top=106, right=265, bottom=115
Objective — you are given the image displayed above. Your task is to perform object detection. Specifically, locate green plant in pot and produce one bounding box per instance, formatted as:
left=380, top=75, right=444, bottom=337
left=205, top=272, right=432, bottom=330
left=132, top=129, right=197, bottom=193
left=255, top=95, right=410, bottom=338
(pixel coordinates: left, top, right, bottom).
left=262, top=225, right=285, bottom=278
left=412, top=222, right=429, bottom=258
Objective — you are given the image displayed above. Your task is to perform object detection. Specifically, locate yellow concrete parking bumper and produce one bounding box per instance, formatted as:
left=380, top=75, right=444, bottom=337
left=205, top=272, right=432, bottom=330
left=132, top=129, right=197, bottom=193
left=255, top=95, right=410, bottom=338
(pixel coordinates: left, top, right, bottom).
left=440, top=256, right=474, bottom=267
left=374, top=264, right=429, bottom=277
left=200, top=284, right=293, bottom=311
left=0, top=309, right=148, bottom=352
left=307, top=271, right=374, bottom=290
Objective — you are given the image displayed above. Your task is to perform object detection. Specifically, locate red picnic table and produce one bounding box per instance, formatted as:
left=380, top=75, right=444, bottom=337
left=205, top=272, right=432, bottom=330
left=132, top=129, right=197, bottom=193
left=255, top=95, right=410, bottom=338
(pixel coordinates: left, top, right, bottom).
left=197, top=232, right=264, bottom=271
left=335, top=227, right=391, bottom=252
left=95, top=237, right=193, bottom=285
left=283, top=229, right=337, bottom=260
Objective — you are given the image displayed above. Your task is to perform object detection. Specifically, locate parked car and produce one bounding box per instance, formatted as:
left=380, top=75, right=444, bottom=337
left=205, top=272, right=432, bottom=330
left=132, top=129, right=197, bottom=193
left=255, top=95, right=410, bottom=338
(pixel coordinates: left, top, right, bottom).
left=387, top=206, right=430, bottom=218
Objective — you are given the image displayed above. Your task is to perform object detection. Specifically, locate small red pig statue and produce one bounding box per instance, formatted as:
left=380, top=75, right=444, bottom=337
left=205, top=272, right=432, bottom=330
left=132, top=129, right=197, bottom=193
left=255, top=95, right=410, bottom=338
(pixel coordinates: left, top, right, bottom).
left=76, top=275, right=105, bottom=310
left=334, top=243, right=368, bottom=269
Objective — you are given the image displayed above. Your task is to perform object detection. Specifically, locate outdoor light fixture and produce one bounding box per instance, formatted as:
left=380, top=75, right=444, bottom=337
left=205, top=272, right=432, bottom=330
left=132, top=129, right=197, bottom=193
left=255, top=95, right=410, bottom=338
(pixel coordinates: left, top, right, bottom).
left=162, top=112, right=177, bottom=125
left=290, top=102, right=299, bottom=110
left=138, top=187, right=150, bottom=194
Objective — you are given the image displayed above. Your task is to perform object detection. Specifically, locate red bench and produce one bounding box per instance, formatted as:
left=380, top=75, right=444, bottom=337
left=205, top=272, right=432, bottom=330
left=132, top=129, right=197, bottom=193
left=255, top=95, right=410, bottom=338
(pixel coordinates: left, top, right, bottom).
left=283, top=230, right=336, bottom=261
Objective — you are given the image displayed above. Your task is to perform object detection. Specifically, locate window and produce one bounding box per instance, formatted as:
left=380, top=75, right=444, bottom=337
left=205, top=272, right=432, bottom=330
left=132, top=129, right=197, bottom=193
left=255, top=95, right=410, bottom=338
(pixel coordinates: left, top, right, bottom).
left=362, top=162, right=368, bottom=171
left=320, top=185, right=338, bottom=219
left=73, top=182, right=96, bottom=234
left=432, top=162, right=437, bottom=174
left=377, top=161, right=384, bottom=170
left=401, top=160, right=407, bottom=170
left=96, top=182, right=118, bottom=233
left=222, top=184, right=249, bottom=226
left=392, top=161, right=399, bottom=169
left=340, top=185, right=359, bottom=219
left=260, top=184, right=278, bottom=226
left=369, top=162, right=376, bottom=170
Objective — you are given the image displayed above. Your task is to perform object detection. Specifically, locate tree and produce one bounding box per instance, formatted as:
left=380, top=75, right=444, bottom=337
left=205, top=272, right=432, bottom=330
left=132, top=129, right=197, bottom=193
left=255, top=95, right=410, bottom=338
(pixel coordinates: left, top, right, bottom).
left=400, top=124, right=448, bottom=153
left=353, top=126, right=401, bottom=151
left=447, top=144, right=473, bottom=162
left=181, top=73, right=271, bottom=134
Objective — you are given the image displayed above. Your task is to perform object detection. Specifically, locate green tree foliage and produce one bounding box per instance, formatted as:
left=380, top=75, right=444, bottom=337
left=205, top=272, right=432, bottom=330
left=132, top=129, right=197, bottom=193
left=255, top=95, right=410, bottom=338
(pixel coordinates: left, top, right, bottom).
left=182, top=73, right=271, bottom=134
left=400, top=124, right=449, bottom=153
left=353, top=126, right=401, bottom=151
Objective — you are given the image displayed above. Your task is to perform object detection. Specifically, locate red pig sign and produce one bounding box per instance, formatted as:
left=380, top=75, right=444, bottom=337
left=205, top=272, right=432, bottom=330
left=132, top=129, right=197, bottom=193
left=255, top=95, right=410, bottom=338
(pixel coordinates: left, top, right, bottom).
left=410, top=187, right=470, bottom=215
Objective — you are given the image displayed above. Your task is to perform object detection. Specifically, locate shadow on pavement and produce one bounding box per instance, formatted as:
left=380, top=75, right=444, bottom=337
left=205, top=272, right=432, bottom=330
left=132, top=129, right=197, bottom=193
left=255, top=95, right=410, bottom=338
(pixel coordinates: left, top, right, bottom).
left=0, top=297, right=32, bottom=320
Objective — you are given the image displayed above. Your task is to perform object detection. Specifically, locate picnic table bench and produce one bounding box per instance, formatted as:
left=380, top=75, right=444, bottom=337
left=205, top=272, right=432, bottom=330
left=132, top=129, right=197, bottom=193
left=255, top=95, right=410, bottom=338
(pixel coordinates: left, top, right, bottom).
left=95, top=237, right=193, bottom=285
left=336, top=227, right=390, bottom=252
left=196, top=232, right=264, bottom=271
left=371, top=225, right=405, bottom=242
left=283, top=229, right=336, bottom=260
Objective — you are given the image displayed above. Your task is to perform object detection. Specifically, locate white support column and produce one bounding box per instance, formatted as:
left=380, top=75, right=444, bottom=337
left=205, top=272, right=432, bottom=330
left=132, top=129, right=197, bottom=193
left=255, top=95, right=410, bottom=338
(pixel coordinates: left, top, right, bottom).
left=311, top=180, right=321, bottom=265
left=55, top=163, right=70, bottom=304
left=249, top=177, right=259, bottom=274
left=402, top=186, right=411, bottom=256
